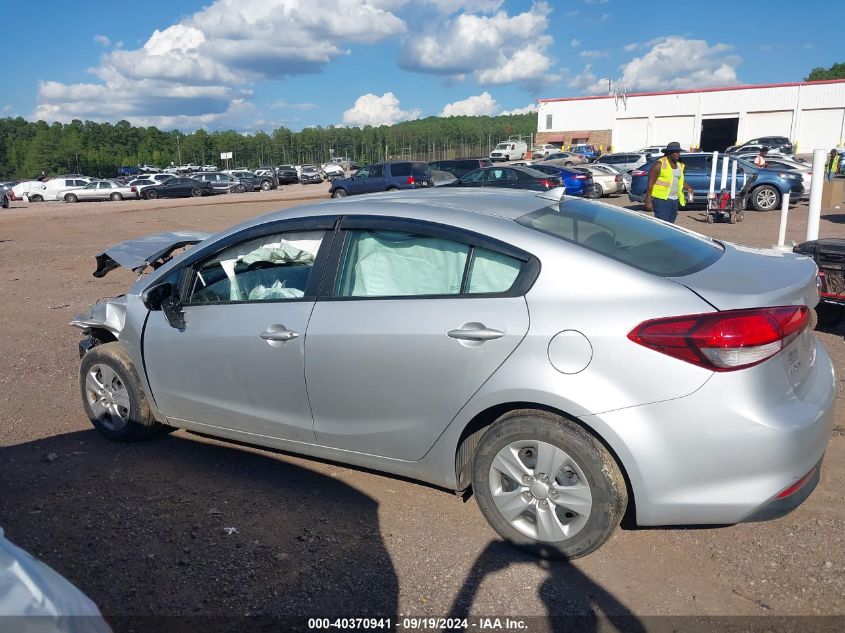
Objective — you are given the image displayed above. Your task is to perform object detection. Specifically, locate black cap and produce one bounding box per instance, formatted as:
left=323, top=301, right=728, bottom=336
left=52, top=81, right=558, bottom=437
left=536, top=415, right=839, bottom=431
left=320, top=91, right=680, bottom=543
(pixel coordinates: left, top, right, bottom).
left=663, top=142, right=684, bottom=153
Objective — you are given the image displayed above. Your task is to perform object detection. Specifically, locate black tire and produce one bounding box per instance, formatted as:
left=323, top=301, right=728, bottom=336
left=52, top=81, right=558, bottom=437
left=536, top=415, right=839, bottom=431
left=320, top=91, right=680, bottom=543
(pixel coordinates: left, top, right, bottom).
left=234, top=184, right=246, bottom=194
left=564, top=162, right=573, bottom=167
left=472, top=410, right=627, bottom=559
left=386, top=186, right=399, bottom=192
left=592, top=184, right=604, bottom=198
left=331, top=188, right=348, bottom=198
left=190, top=187, right=202, bottom=197
left=705, top=211, right=714, bottom=223
left=109, top=192, right=123, bottom=201
left=65, top=193, right=78, bottom=203
left=750, top=185, right=781, bottom=212
left=146, top=189, right=159, bottom=200
left=29, top=194, right=43, bottom=202
left=79, top=342, right=161, bottom=442
left=816, top=303, right=845, bottom=328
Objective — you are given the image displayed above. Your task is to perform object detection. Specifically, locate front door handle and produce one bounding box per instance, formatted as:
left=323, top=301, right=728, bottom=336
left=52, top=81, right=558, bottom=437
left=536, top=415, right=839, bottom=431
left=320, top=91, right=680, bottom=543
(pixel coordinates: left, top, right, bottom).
left=447, top=326, right=504, bottom=341
left=259, top=325, right=299, bottom=344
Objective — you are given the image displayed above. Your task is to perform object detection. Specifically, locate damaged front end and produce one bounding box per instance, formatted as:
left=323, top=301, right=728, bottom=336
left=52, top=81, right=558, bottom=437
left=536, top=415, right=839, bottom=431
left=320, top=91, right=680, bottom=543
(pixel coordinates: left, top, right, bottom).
left=72, top=230, right=210, bottom=357
left=70, top=296, right=127, bottom=357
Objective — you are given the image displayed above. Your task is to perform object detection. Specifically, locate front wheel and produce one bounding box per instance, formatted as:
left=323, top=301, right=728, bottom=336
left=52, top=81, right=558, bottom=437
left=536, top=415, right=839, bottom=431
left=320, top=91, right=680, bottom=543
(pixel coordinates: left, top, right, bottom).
left=79, top=342, right=162, bottom=442
left=146, top=189, right=159, bottom=200
left=260, top=180, right=272, bottom=191
left=751, top=185, right=781, bottom=211
left=190, top=187, right=202, bottom=197
left=29, top=194, right=43, bottom=203
left=472, top=410, right=627, bottom=559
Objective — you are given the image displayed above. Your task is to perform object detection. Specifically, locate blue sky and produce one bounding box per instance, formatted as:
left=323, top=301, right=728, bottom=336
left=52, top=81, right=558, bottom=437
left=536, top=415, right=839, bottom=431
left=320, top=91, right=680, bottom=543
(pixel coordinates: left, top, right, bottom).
left=3, top=0, right=842, bottom=132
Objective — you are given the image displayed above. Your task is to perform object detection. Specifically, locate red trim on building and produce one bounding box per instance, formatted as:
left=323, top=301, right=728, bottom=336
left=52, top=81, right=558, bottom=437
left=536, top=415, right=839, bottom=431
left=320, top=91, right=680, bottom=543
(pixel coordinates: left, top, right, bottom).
left=538, top=79, right=845, bottom=104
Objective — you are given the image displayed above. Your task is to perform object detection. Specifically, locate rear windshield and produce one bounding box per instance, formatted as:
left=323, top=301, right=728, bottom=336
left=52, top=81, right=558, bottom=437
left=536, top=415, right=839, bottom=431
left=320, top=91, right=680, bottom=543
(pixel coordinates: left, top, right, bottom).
left=517, top=201, right=723, bottom=277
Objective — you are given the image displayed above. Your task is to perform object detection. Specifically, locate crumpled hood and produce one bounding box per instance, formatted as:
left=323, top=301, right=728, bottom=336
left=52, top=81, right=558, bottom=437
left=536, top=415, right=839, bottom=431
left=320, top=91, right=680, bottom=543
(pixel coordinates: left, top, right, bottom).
left=93, top=230, right=211, bottom=278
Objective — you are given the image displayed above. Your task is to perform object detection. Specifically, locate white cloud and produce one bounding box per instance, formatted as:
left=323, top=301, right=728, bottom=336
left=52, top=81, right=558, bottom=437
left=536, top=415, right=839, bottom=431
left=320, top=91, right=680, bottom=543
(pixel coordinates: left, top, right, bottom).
left=399, top=1, right=559, bottom=89
left=93, top=35, right=111, bottom=47
left=33, top=0, right=406, bottom=129
left=500, top=103, right=537, bottom=115
left=585, top=0, right=608, bottom=3
left=270, top=100, right=318, bottom=110
left=623, top=42, right=639, bottom=52
left=341, top=92, right=421, bottom=127
left=617, top=36, right=740, bottom=92
left=426, top=0, right=504, bottom=13
left=579, top=49, right=607, bottom=58
left=570, top=38, right=581, bottom=47
left=439, top=92, right=498, bottom=117
left=569, top=65, right=609, bottom=95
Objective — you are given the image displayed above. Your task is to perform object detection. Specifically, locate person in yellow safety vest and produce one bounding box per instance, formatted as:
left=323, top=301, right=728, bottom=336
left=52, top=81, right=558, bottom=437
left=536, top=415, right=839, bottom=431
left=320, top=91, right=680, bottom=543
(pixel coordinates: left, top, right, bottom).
left=643, top=142, right=695, bottom=223
left=827, top=149, right=841, bottom=182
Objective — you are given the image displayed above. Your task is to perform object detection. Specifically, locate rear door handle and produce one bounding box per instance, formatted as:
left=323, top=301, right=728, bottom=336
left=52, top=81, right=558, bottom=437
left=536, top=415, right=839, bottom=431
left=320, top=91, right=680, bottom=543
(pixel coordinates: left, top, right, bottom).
left=447, top=326, right=504, bottom=341
left=259, top=325, right=299, bottom=343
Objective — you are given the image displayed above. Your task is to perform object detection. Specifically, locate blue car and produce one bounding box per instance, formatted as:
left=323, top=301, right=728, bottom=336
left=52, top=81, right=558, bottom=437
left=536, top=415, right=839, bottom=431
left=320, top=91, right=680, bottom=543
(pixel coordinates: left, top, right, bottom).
left=568, top=144, right=601, bottom=161
left=530, top=163, right=593, bottom=197
left=329, top=161, right=433, bottom=198
left=628, top=153, right=804, bottom=212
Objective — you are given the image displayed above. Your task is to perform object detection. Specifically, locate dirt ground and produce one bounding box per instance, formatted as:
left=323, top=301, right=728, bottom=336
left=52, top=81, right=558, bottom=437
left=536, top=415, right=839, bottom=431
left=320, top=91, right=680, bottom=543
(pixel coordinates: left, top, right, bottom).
left=1, top=184, right=844, bottom=631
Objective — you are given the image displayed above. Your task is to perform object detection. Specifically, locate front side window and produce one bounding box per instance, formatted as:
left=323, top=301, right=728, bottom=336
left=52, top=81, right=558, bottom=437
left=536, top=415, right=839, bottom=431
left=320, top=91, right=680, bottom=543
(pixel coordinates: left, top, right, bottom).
left=460, top=169, right=487, bottom=183
left=369, top=164, right=384, bottom=178
left=185, top=230, right=326, bottom=304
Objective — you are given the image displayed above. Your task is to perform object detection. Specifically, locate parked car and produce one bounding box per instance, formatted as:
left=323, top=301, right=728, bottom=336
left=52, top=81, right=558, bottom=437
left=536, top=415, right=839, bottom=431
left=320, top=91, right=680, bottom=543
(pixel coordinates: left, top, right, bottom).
left=443, top=165, right=562, bottom=191
left=224, top=170, right=275, bottom=191
left=728, top=136, right=793, bottom=155
left=531, top=144, right=559, bottom=159
left=544, top=152, right=588, bottom=166
left=28, top=176, right=93, bottom=201
left=638, top=146, right=666, bottom=159
left=329, top=161, right=433, bottom=197
left=300, top=165, right=324, bottom=185
left=574, top=165, right=624, bottom=198
left=428, top=158, right=492, bottom=178
left=594, top=152, right=649, bottom=174
left=628, top=153, right=805, bottom=211
left=59, top=180, right=138, bottom=202
left=490, top=141, right=528, bottom=162
left=0, top=182, right=12, bottom=209
left=276, top=165, right=299, bottom=184
left=529, top=163, right=593, bottom=197
left=589, top=163, right=632, bottom=192
left=142, top=177, right=214, bottom=199
left=567, top=144, right=601, bottom=160
left=8, top=180, right=46, bottom=201
left=321, top=163, right=345, bottom=181
left=117, top=166, right=142, bottom=178
left=192, top=172, right=245, bottom=193
left=734, top=155, right=814, bottom=197
left=72, top=188, right=834, bottom=560
left=728, top=144, right=792, bottom=159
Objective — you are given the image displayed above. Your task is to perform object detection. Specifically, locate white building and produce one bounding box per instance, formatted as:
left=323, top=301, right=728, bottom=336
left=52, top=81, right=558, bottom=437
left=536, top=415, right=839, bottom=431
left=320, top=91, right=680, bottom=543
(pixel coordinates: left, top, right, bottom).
left=536, top=79, right=845, bottom=154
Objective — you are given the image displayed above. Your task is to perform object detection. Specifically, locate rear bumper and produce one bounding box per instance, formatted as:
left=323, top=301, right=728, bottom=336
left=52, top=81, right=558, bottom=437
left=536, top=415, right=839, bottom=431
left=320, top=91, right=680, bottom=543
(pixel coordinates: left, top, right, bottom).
left=741, top=459, right=822, bottom=523
left=582, top=339, right=836, bottom=526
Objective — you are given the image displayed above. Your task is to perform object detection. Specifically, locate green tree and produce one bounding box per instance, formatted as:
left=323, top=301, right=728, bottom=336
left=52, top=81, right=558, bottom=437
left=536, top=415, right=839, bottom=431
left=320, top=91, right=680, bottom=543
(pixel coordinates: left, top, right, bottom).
left=805, top=62, right=845, bottom=81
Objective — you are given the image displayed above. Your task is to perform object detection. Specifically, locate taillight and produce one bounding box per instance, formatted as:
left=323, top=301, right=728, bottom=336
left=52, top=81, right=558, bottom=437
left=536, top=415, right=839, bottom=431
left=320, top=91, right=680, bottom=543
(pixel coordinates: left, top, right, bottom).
left=631, top=170, right=648, bottom=177
left=627, top=306, right=810, bottom=371
left=574, top=174, right=588, bottom=179
left=538, top=178, right=555, bottom=188
left=407, top=176, right=415, bottom=185
left=130, top=186, right=137, bottom=192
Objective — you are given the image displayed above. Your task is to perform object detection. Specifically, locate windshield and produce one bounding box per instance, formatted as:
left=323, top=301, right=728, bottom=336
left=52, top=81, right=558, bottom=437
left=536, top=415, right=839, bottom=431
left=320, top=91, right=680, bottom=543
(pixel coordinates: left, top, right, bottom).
left=517, top=201, right=723, bottom=277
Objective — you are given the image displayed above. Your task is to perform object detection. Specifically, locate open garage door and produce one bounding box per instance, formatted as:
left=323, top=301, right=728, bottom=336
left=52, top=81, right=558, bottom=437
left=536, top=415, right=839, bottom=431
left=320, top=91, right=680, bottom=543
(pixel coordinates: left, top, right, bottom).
left=743, top=110, right=793, bottom=142
left=614, top=118, right=648, bottom=151
left=797, top=108, right=845, bottom=153
left=654, top=116, right=695, bottom=147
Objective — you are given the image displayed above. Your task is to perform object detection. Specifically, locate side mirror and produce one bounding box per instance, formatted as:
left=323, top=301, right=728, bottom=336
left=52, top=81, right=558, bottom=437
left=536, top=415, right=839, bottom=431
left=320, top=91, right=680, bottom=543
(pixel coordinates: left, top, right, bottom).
left=141, top=281, right=185, bottom=329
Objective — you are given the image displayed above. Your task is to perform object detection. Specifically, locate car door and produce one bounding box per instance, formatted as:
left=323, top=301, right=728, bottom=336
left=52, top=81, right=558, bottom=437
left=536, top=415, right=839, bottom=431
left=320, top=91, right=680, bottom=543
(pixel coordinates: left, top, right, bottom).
left=75, top=182, right=100, bottom=200
left=305, top=217, right=533, bottom=460
left=484, top=168, right=520, bottom=189
left=142, top=217, right=337, bottom=440
left=363, top=163, right=386, bottom=192
left=456, top=169, right=488, bottom=187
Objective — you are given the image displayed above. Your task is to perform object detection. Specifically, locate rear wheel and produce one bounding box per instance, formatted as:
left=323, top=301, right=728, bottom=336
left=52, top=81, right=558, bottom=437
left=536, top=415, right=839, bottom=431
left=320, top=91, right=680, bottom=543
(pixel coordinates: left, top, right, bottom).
left=79, top=342, right=162, bottom=442
left=65, top=193, right=78, bottom=203
left=29, top=194, right=43, bottom=202
left=591, top=184, right=604, bottom=198
left=751, top=185, right=780, bottom=211
left=386, top=186, right=399, bottom=192
left=260, top=180, right=272, bottom=191
left=472, top=410, right=627, bottom=559
left=564, top=162, right=573, bottom=167
left=190, top=187, right=202, bottom=197
left=109, top=192, right=123, bottom=201
left=331, top=188, right=348, bottom=198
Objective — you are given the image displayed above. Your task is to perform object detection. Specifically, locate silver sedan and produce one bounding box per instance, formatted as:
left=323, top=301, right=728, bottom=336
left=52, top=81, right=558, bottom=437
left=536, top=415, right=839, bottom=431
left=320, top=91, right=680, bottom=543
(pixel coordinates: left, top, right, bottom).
left=71, top=189, right=835, bottom=558
left=59, top=180, right=137, bottom=202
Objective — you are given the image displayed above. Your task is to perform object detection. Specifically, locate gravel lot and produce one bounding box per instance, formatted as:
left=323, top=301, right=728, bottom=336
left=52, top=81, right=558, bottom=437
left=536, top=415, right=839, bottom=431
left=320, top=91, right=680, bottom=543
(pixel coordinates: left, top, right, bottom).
left=1, top=184, right=844, bottom=630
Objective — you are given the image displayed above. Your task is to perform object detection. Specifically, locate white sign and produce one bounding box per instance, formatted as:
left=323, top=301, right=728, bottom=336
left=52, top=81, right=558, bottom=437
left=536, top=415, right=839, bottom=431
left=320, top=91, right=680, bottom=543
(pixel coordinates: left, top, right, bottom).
left=220, top=151, right=233, bottom=160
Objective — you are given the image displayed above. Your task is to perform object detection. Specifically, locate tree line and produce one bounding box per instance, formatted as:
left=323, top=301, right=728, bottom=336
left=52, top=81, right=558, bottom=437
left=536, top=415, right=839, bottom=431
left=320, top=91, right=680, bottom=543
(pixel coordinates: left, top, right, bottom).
left=0, top=114, right=537, bottom=180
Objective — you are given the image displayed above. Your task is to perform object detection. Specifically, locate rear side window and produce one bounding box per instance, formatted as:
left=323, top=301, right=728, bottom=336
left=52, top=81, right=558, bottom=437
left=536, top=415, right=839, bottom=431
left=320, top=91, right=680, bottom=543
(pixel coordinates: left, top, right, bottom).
left=681, top=156, right=707, bottom=171
left=391, top=163, right=411, bottom=177
left=411, top=162, right=431, bottom=177
left=517, top=202, right=723, bottom=277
